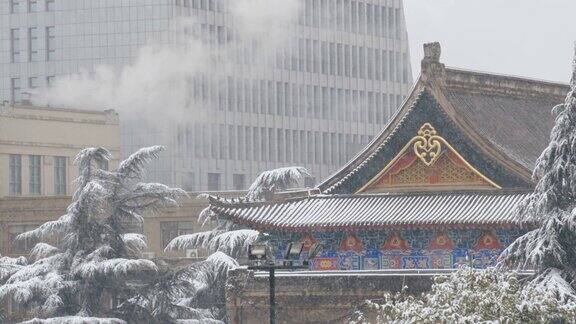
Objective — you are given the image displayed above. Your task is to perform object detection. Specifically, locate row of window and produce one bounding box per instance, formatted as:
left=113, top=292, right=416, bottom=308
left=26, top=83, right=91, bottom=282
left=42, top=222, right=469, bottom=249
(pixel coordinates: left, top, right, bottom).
left=193, top=22, right=409, bottom=83
left=179, top=123, right=373, bottom=166
left=300, top=0, right=404, bottom=38
left=8, top=154, right=67, bottom=196
left=186, top=76, right=405, bottom=122
left=9, top=0, right=55, bottom=14
left=10, top=26, right=56, bottom=63
left=10, top=76, right=55, bottom=103
left=175, top=0, right=224, bottom=12
left=176, top=0, right=404, bottom=39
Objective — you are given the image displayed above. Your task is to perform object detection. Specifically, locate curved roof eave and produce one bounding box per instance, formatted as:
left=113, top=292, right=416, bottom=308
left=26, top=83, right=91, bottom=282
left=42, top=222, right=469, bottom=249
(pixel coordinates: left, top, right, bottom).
left=318, top=73, right=537, bottom=194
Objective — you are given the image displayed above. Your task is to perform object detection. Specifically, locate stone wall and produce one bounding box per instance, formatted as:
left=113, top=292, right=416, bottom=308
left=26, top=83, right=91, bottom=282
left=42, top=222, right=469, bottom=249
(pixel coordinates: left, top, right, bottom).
left=226, top=267, right=438, bottom=324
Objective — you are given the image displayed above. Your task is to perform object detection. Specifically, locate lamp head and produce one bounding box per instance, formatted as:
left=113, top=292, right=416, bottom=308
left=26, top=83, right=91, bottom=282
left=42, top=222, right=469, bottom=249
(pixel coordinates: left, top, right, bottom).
left=248, top=244, right=268, bottom=261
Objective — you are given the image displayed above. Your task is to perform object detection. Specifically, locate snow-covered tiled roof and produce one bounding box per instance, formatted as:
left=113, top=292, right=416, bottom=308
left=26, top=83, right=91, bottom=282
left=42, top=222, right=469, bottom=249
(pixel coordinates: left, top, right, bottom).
left=209, top=191, right=531, bottom=231
left=318, top=43, right=568, bottom=195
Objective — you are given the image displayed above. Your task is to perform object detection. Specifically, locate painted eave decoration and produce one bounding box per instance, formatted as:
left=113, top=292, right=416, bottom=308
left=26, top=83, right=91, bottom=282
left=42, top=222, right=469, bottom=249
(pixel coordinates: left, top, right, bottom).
left=358, top=122, right=500, bottom=193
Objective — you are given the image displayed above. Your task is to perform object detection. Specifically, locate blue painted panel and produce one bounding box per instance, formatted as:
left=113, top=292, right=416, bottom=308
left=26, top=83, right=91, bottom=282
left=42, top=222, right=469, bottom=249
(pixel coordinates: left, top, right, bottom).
left=270, top=228, right=525, bottom=270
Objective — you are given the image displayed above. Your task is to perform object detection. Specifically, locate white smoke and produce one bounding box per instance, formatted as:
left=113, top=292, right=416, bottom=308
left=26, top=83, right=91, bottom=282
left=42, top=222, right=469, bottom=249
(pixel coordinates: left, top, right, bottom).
left=34, top=0, right=301, bottom=122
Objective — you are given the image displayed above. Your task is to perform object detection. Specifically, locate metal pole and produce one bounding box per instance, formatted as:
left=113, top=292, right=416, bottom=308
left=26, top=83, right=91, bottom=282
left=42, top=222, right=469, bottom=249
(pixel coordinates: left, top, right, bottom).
left=269, top=267, right=276, bottom=324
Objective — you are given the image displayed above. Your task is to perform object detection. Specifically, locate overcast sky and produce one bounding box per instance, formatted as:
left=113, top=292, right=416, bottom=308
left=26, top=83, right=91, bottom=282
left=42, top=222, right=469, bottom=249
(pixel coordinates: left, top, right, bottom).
left=403, top=0, right=576, bottom=83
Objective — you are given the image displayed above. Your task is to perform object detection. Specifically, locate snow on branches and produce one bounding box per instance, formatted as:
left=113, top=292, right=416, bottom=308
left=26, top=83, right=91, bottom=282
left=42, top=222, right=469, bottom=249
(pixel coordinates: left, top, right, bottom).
left=162, top=166, right=310, bottom=321
left=22, top=317, right=127, bottom=324
left=501, top=46, right=576, bottom=301
left=165, top=229, right=259, bottom=260
left=245, top=166, right=310, bottom=201
left=351, top=267, right=576, bottom=323
left=0, top=146, right=185, bottom=321
left=167, top=166, right=310, bottom=259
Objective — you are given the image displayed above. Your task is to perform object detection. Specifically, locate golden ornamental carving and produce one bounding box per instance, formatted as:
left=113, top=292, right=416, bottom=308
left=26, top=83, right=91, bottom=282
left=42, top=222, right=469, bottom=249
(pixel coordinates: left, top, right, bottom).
left=413, top=123, right=442, bottom=166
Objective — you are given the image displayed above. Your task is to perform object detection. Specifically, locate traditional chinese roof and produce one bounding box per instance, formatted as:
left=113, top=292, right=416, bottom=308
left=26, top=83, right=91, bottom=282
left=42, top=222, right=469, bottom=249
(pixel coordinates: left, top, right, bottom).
left=319, top=42, right=568, bottom=195
left=208, top=191, right=531, bottom=232
left=205, top=42, right=567, bottom=231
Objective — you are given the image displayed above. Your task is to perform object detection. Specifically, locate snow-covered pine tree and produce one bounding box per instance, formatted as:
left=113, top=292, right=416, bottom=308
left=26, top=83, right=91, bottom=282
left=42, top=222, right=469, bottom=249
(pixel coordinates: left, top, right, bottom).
left=163, top=166, right=311, bottom=318
left=0, top=146, right=186, bottom=323
left=502, top=45, right=576, bottom=301
left=166, top=166, right=310, bottom=259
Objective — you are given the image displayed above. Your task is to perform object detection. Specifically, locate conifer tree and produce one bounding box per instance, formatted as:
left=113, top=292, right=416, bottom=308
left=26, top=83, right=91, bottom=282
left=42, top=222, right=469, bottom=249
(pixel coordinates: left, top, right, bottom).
left=0, top=147, right=185, bottom=322
left=502, top=45, right=576, bottom=301
left=163, top=166, right=310, bottom=319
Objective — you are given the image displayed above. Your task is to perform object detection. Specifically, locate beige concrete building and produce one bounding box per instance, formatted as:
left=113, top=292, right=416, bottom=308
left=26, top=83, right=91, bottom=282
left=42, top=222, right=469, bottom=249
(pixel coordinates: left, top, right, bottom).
left=0, top=102, right=120, bottom=255
left=0, top=103, right=120, bottom=197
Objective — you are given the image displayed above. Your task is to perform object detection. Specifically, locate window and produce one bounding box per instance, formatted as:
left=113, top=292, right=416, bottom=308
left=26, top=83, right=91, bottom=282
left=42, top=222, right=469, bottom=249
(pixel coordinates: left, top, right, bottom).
left=344, top=45, right=350, bottom=76
left=54, top=156, right=66, bottom=195
left=359, top=46, right=365, bottom=78
left=382, top=50, right=388, bottom=81
left=28, top=0, right=38, bottom=12
left=10, top=28, right=20, bottom=63
left=329, top=42, right=335, bottom=75
left=28, top=77, right=38, bottom=89
left=321, top=42, right=327, bottom=74
left=358, top=2, right=365, bottom=34
left=396, top=52, right=401, bottom=82
left=46, top=26, right=55, bottom=61
left=9, top=155, right=22, bottom=196
left=28, top=27, right=39, bottom=61
left=10, top=0, right=20, bottom=13
left=374, top=5, right=380, bottom=36
left=381, top=5, right=387, bottom=36
left=207, top=173, right=221, bottom=191
left=351, top=46, right=357, bottom=77
left=322, top=132, right=329, bottom=164
left=403, top=53, right=409, bottom=83
left=351, top=1, right=357, bottom=33
left=277, top=129, right=284, bottom=161
left=396, top=8, right=402, bottom=39
left=46, top=75, right=55, bottom=87
left=367, top=48, right=374, bottom=79
left=29, top=155, right=41, bottom=195
left=232, top=174, right=246, bottom=190
left=389, top=50, right=395, bottom=82
left=45, top=0, right=55, bottom=11
left=388, top=7, right=395, bottom=38
left=11, top=78, right=21, bottom=103
left=366, top=4, right=373, bottom=35
left=337, top=44, right=343, bottom=76
left=160, top=221, right=194, bottom=248
left=375, top=49, right=381, bottom=80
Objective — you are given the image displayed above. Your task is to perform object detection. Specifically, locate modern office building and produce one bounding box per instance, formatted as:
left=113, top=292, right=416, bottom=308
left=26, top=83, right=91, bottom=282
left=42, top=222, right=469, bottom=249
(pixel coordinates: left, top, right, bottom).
left=0, top=0, right=413, bottom=190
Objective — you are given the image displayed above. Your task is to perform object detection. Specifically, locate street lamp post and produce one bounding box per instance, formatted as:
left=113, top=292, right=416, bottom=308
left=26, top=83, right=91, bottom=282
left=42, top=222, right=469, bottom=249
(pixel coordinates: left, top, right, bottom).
left=247, top=242, right=321, bottom=324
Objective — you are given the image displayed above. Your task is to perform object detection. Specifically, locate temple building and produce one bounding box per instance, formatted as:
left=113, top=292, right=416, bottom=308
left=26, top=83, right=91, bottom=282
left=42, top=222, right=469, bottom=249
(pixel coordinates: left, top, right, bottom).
left=206, top=42, right=569, bottom=271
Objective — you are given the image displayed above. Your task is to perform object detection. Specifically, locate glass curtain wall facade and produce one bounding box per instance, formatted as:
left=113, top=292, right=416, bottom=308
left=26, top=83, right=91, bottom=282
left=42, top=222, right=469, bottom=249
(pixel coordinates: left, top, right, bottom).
left=0, top=0, right=412, bottom=190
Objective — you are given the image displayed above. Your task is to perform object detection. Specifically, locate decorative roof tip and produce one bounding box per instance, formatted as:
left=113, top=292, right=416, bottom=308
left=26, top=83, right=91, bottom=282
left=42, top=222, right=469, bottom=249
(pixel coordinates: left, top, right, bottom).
left=421, top=42, right=445, bottom=80
left=423, top=42, right=441, bottom=63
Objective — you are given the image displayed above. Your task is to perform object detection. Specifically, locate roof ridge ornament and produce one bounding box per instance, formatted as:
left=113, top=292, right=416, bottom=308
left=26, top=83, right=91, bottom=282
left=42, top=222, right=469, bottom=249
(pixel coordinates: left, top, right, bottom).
left=421, top=42, right=445, bottom=81
left=413, top=123, right=442, bottom=166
